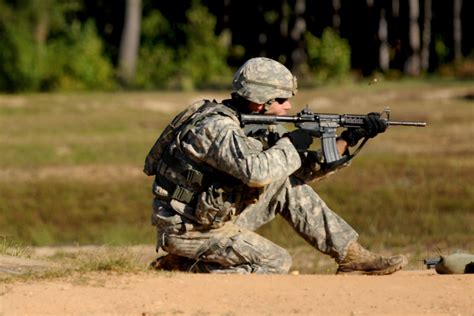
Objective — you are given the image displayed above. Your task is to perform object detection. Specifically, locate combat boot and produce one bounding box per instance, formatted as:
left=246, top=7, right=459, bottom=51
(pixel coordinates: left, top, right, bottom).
left=149, top=253, right=195, bottom=272
left=336, top=241, right=407, bottom=275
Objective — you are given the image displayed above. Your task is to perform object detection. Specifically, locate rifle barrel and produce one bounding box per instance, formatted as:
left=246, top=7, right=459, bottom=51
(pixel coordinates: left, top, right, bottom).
left=388, top=121, right=427, bottom=127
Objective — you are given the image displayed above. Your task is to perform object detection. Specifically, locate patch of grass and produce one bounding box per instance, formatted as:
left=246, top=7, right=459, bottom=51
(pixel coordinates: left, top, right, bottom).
left=1, top=83, right=473, bottom=268
left=71, top=247, right=143, bottom=273
left=0, top=178, right=153, bottom=245
left=1, top=245, right=156, bottom=283
left=0, top=235, right=32, bottom=257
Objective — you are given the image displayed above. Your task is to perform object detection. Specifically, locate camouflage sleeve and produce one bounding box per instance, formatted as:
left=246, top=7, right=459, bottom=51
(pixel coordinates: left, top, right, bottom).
left=181, top=115, right=302, bottom=187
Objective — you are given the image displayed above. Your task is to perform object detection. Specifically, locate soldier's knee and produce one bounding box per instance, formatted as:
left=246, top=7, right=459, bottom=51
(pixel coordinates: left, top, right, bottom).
left=274, top=249, right=292, bottom=274
left=229, top=234, right=292, bottom=274
left=260, top=247, right=292, bottom=274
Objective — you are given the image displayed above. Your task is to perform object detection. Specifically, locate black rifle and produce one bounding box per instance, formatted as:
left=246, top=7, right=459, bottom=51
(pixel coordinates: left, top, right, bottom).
left=240, top=107, right=426, bottom=167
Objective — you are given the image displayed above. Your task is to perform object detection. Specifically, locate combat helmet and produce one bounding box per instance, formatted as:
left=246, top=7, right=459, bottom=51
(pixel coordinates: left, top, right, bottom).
left=232, top=57, right=297, bottom=104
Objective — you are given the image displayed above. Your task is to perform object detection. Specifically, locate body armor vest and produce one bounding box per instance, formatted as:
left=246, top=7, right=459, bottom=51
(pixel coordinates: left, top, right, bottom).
left=144, top=100, right=243, bottom=226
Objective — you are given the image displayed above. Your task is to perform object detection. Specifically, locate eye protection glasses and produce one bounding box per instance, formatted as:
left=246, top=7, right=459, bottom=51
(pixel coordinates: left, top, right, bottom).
left=275, top=98, right=288, bottom=104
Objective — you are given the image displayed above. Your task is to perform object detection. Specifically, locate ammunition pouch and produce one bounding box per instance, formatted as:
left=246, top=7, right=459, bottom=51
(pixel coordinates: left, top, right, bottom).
left=195, top=183, right=240, bottom=228
left=154, top=176, right=198, bottom=205
left=153, top=148, right=242, bottom=228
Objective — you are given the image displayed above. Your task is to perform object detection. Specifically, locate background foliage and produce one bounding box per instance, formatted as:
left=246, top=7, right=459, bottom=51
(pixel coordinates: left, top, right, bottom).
left=0, top=0, right=473, bottom=92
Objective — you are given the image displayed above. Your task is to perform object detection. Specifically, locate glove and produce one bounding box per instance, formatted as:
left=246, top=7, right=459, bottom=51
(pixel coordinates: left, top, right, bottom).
left=285, top=129, right=313, bottom=151
left=364, top=112, right=387, bottom=137
left=341, top=112, right=387, bottom=146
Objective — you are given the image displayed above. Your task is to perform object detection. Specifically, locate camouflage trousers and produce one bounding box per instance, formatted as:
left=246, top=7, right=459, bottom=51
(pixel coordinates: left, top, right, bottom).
left=152, top=176, right=358, bottom=274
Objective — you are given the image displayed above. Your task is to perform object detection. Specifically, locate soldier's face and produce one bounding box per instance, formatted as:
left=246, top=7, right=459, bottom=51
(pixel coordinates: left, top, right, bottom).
left=265, top=98, right=292, bottom=115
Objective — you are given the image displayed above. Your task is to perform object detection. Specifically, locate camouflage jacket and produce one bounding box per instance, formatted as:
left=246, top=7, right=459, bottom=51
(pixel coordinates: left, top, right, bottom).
left=154, top=99, right=348, bottom=192
left=151, top=99, right=348, bottom=228
left=172, top=100, right=302, bottom=188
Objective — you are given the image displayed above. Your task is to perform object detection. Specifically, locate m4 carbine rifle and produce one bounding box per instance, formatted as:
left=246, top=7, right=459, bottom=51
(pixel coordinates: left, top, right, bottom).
left=240, top=107, right=426, bottom=168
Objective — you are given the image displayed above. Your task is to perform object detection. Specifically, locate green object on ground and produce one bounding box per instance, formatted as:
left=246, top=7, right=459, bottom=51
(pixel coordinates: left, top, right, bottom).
left=435, top=253, right=474, bottom=274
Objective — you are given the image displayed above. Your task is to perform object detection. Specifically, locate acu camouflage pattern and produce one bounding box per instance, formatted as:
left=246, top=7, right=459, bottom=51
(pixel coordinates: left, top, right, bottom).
left=151, top=100, right=358, bottom=274
left=143, top=99, right=208, bottom=176
left=232, top=57, right=297, bottom=104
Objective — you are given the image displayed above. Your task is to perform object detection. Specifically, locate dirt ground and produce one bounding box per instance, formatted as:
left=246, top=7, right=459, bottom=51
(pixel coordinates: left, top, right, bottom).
left=1, top=264, right=473, bottom=315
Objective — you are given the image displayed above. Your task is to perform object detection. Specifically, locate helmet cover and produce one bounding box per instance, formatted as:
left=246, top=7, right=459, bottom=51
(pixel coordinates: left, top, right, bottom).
left=232, top=57, right=297, bottom=104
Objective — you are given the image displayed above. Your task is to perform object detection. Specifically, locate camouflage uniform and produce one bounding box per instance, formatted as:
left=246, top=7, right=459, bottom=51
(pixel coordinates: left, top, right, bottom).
left=150, top=113, right=358, bottom=273
left=148, top=58, right=359, bottom=274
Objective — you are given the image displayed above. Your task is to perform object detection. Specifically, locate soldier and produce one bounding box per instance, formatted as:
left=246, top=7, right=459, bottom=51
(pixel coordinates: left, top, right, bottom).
left=145, top=57, right=407, bottom=274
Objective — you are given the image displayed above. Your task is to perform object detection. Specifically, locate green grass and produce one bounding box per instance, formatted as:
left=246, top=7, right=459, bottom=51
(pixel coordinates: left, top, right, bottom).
left=0, top=244, right=155, bottom=282
left=0, top=235, right=33, bottom=257
left=0, top=178, right=153, bottom=245
left=1, top=83, right=473, bottom=274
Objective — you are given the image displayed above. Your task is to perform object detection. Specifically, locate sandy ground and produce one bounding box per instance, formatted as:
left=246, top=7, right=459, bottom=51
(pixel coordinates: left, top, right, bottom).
left=1, top=267, right=473, bottom=315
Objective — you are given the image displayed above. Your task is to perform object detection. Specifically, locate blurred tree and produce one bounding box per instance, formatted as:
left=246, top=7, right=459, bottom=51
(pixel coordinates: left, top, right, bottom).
left=338, top=0, right=379, bottom=76
left=0, top=0, right=113, bottom=91
left=305, top=28, right=351, bottom=83
left=331, top=0, right=341, bottom=31
left=133, top=9, right=177, bottom=88
left=405, top=0, right=421, bottom=76
left=392, top=0, right=399, bottom=18
left=118, top=0, right=142, bottom=85
left=1, top=0, right=473, bottom=92
left=378, top=9, right=389, bottom=72
left=421, top=0, right=432, bottom=71
left=45, top=20, right=114, bottom=90
left=289, top=0, right=307, bottom=76
left=453, top=0, right=462, bottom=63
left=0, top=3, right=40, bottom=91
left=178, top=0, right=231, bottom=89
left=0, top=0, right=81, bottom=91
left=134, top=0, right=230, bottom=89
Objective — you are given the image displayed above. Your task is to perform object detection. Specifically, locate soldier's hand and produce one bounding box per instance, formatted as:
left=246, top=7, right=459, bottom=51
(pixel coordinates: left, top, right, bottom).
left=341, top=112, right=387, bottom=146
left=285, top=129, right=313, bottom=151
left=364, top=112, right=387, bottom=138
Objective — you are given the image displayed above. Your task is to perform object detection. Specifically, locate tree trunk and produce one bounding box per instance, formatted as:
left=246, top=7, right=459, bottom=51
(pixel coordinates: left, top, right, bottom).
left=421, top=0, right=432, bottom=71
left=392, top=0, right=400, bottom=18
left=453, top=0, right=463, bottom=62
left=379, top=9, right=389, bottom=72
left=289, top=0, right=307, bottom=75
left=405, top=0, right=420, bottom=76
left=280, top=0, right=289, bottom=38
left=35, top=11, right=49, bottom=46
left=332, top=0, right=341, bottom=31
left=118, top=0, right=142, bottom=85
left=32, top=1, right=51, bottom=87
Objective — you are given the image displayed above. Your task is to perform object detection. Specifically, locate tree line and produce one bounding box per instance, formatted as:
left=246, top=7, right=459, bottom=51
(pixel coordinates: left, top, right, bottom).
left=0, top=0, right=472, bottom=92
